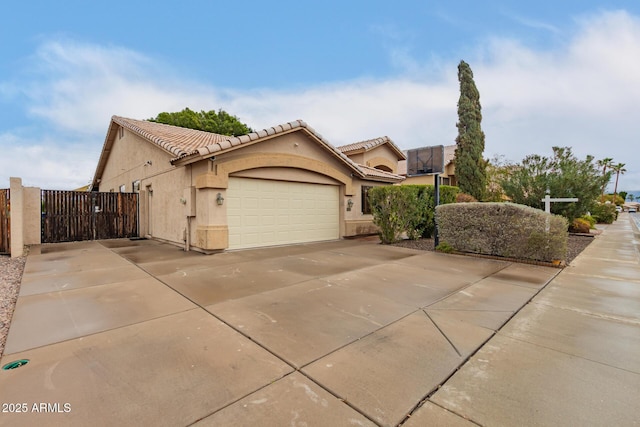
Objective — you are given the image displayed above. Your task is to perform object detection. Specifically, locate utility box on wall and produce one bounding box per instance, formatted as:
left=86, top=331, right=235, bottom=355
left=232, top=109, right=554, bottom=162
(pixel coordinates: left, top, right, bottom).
left=183, top=186, right=196, bottom=217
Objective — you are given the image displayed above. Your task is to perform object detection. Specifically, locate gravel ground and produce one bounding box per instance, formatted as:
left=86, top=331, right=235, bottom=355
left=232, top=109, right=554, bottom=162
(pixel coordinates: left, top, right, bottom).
left=0, top=234, right=595, bottom=359
left=392, top=233, right=595, bottom=266
left=0, top=255, right=26, bottom=358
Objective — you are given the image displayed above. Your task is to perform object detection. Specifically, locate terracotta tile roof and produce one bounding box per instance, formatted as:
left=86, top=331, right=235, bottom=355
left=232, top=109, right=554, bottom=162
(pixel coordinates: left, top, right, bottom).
left=172, top=119, right=365, bottom=177
left=337, top=136, right=406, bottom=160
left=357, top=164, right=405, bottom=182
left=113, top=116, right=229, bottom=158
left=397, top=144, right=457, bottom=176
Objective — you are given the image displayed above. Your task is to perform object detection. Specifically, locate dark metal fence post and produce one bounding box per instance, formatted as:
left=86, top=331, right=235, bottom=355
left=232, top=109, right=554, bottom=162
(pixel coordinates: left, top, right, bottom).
left=434, top=174, right=440, bottom=248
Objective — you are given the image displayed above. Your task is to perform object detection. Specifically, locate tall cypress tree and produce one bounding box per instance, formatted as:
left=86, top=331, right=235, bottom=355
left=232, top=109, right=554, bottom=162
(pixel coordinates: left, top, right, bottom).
left=454, top=60, right=487, bottom=200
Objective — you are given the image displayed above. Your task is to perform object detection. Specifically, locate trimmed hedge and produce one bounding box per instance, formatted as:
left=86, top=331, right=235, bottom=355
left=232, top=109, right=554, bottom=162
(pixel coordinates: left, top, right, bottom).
left=404, top=185, right=459, bottom=239
left=436, top=202, right=568, bottom=262
left=369, top=185, right=459, bottom=243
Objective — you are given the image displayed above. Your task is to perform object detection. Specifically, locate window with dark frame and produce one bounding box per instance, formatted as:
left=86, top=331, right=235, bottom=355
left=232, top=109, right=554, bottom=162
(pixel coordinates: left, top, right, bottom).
left=362, top=186, right=373, bottom=214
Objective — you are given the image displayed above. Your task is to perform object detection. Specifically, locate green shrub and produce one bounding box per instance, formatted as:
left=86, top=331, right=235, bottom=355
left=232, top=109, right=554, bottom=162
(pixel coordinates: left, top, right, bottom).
left=369, top=186, right=422, bottom=243
left=570, top=218, right=591, bottom=233
left=435, top=241, right=455, bottom=253
left=436, top=202, right=568, bottom=262
left=401, top=185, right=459, bottom=238
left=581, top=214, right=596, bottom=228
left=369, top=185, right=459, bottom=243
left=590, top=203, right=617, bottom=224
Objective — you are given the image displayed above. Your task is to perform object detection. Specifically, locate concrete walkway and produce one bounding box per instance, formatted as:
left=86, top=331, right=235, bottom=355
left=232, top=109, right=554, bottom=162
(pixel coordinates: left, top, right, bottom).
left=425, top=213, right=640, bottom=426
left=0, top=215, right=638, bottom=426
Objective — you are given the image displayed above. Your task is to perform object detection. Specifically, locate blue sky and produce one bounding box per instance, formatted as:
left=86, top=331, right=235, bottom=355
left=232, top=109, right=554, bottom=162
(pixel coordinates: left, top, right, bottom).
left=2, top=1, right=640, bottom=193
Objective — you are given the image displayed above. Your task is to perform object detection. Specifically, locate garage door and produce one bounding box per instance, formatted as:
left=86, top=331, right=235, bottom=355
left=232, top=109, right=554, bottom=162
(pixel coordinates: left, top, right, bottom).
left=227, top=177, right=340, bottom=250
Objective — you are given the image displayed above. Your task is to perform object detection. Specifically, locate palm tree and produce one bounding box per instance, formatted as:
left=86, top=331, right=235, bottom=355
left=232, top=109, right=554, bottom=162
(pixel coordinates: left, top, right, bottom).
left=628, top=193, right=636, bottom=202
left=597, top=157, right=614, bottom=200
left=612, top=163, right=627, bottom=198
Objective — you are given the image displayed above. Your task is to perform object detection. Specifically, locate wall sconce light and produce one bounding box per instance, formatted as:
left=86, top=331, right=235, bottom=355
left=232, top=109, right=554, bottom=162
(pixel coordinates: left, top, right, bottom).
left=145, top=160, right=152, bottom=166
left=180, top=197, right=187, bottom=205
left=347, top=199, right=354, bottom=211
left=216, top=193, right=225, bottom=205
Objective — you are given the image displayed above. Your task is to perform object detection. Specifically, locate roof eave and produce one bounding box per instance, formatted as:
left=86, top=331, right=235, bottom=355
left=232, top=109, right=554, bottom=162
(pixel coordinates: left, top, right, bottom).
left=171, top=123, right=367, bottom=178
left=90, top=117, right=120, bottom=190
left=364, top=175, right=405, bottom=183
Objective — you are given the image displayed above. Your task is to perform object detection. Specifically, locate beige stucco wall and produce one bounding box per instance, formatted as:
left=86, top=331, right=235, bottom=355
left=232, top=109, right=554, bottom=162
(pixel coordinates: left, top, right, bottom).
left=346, top=152, right=365, bottom=164
left=361, top=145, right=401, bottom=173
left=99, top=128, right=176, bottom=193
left=98, top=127, right=199, bottom=246
left=141, top=167, right=193, bottom=244
left=231, top=167, right=340, bottom=186
left=401, top=162, right=456, bottom=186
left=9, top=178, right=24, bottom=257
left=342, top=145, right=401, bottom=173
left=343, top=179, right=389, bottom=236
left=402, top=174, right=437, bottom=185
left=23, top=187, right=41, bottom=245
left=7, top=179, right=41, bottom=256
left=224, top=132, right=346, bottom=164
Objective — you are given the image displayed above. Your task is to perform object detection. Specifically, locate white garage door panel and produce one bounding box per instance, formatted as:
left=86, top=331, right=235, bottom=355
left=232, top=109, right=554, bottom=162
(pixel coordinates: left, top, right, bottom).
left=227, top=178, right=339, bottom=250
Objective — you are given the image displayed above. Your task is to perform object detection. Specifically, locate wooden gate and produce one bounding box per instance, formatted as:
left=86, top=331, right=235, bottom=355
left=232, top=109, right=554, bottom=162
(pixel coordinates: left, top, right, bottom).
left=41, top=190, right=138, bottom=243
left=0, top=189, right=9, bottom=254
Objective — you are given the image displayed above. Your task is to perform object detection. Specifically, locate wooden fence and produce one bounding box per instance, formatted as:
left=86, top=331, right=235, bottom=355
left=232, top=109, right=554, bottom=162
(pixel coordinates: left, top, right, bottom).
left=0, top=189, right=8, bottom=253
left=41, top=190, right=138, bottom=243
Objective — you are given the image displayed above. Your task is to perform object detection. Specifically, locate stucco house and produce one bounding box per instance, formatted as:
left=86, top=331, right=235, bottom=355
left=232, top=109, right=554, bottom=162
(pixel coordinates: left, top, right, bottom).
left=91, top=116, right=405, bottom=252
left=397, top=144, right=457, bottom=186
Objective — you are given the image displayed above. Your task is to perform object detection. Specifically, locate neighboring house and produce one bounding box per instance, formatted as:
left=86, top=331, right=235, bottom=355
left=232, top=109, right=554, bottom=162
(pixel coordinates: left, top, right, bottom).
left=623, top=202, right=640, bottom=212
left=336, top=136, right=406, bottom=174
left=91, top=116, right=404, bottom=252
left=73, top=184, right=91, bottom=192
left=397, top=144, right=457, bottom=186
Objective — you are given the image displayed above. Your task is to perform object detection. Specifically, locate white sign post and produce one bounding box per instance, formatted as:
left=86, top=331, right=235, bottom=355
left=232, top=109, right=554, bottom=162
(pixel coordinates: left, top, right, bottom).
left=541, top=194, right=579, bottom=214
left=541, top=194, right=579, bottom=232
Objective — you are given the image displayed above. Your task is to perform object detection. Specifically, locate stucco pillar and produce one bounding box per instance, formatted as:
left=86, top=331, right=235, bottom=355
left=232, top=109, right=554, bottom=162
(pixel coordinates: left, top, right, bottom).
left=195, top=188, right=229, bottom=251
left=23, top=187, right=42, bottom=246
left=9, top=177, right=24, bottom=258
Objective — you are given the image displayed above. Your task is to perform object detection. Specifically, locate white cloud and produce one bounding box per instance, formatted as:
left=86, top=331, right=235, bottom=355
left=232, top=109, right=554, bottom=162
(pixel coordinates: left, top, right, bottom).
left=2, top=10, right=640, bottom=191
left=507, top=14, right=562, bottom=34
left=0, top=131, right=99, bottom=189
left=23, top=40, right=223, bottom=134
left=474, top=10, right=640, bottom=190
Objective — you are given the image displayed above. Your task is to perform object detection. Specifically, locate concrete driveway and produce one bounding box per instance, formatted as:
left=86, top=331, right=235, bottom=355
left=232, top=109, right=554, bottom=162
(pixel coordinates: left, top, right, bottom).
left=0, top=237, right=559, bottom=426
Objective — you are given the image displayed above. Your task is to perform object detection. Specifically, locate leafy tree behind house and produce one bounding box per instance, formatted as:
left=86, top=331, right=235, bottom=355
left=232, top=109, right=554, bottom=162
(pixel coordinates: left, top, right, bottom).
left=485, top=155, right=517, bottom=202
left=149, top=108, right=253, bottom=136
left=454, top=60, right=487, bottom=201
left=500, top=146, right=608, bottom=223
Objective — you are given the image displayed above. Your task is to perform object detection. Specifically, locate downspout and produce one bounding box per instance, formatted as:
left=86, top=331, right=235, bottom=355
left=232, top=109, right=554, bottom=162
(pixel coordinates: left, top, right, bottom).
left=185, top=217, right=191, bottom=252
left=185, top=164, right=194, bottom=252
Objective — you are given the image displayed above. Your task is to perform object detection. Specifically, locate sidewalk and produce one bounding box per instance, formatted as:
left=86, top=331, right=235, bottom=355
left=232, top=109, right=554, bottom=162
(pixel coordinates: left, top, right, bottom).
left=423, top=213, right=640, bottom=426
